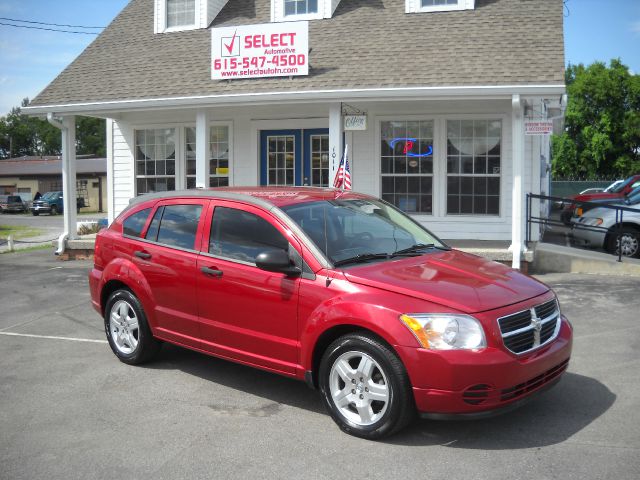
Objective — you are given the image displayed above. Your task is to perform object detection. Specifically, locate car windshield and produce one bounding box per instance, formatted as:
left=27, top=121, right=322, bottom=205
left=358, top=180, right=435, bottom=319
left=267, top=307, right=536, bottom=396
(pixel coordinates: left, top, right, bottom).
left=281, top=198, right=448, bottom=266
left=625, top=186, right=640, bottom=205
left=41, top=192, right=58, bottom=200
left=610, top=176, right=636, bottom=194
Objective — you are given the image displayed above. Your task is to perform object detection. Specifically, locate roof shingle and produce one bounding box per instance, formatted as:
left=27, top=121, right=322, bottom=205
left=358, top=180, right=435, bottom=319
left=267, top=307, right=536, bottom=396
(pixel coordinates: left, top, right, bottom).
left=30, top=0, right=565, bottom=108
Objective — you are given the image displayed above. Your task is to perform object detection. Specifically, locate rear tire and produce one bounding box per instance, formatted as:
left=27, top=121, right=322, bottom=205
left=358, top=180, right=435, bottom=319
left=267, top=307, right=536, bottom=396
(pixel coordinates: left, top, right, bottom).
left=319, top=332, right=415, bottom=439
left=32, top=212, right=39, bottom=216
left=104, top=289, right=161, bottom=365
left=607, top=226, right=640, bottom=258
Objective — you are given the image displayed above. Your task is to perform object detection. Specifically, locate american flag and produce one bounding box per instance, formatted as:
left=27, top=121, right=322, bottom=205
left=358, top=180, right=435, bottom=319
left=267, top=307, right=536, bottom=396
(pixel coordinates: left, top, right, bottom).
left=333, top=145, right=352, bottom=190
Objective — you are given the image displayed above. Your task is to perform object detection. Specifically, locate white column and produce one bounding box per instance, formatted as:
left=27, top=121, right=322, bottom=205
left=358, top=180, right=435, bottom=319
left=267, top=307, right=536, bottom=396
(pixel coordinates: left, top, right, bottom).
left=106, top=118, right=115, bottom=224
left=195, top=110, right=211, bottom=189
left=62, top=116, right=78, bottom=240
left=328, top=103, right=343, bottom=188
left=510, top=94, right=525, bottom=269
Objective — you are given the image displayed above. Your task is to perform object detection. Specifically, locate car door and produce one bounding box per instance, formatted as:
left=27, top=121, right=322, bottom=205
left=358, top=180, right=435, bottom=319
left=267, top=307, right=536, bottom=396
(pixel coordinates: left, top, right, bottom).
left=196, top=200, right=301, bottom=374
left=129, top=198, right=208, bottom=349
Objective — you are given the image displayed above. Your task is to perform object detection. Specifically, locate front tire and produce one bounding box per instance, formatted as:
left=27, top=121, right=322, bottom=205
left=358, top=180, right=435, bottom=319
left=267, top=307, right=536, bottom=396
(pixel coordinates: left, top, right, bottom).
left=50, top=205, right=58, bottom=215
left=104, top=289, right=160, bottom=365
left=607, top=227, right=640, bottom=258
left=319, top=333, right=414, bottom=439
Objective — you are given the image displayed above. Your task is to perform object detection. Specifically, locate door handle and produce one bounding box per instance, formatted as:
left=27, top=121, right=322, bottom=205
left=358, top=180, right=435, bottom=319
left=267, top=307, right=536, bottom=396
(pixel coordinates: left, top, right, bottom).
left=134, top=251, right=152, bottom=260
left=201, top=266, right=223, bottom=278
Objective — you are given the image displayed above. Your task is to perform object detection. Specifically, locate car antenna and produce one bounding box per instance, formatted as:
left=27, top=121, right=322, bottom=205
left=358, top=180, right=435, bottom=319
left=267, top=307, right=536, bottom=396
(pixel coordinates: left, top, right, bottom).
left=324, top=203, right=333, bottom=287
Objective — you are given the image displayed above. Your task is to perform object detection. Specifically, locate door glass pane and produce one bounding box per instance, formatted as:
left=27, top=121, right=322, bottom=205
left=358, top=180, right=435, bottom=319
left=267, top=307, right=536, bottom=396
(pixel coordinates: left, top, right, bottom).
left=209, top=207, right=288, bottom=263
left=310, top=134, right=329, bottom=187
left=266, top=135, right=295, bottom=186
left=155, top=204, right=203, bottom=250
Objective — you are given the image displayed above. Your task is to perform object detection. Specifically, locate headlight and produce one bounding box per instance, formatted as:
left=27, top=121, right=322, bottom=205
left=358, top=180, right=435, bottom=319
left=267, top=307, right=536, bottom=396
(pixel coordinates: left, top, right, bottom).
left=583, top=218, right=603, bottom=226
left=399, top=313, right=486, bottom=350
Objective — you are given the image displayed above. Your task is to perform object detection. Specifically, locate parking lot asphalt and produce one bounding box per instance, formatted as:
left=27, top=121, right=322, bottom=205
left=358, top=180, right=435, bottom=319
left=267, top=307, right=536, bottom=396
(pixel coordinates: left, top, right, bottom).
left=1, top=250, right=639, bottom=480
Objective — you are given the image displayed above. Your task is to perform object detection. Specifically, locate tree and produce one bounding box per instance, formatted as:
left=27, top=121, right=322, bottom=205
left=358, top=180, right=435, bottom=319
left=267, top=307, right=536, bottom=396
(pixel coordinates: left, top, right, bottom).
left=0, top=98, right=106, bottom=159
left=552, top=59, right=640, bottom=179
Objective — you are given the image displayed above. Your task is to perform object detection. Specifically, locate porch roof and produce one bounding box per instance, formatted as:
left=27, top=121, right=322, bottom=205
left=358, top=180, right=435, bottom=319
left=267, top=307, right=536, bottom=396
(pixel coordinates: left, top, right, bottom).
left=27, top=0, right=565, bottom=114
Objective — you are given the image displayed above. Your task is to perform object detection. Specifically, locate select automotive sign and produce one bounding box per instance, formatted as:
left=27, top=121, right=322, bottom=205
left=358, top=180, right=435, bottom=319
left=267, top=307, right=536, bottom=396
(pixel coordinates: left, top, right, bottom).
left=211, top=22, right=309, bottom=80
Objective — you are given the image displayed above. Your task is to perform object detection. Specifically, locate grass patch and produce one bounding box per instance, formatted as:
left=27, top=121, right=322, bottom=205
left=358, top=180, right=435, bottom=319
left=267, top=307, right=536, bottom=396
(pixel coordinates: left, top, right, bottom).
left=0, top=224, right=45, bottom=240
left=0, top=244, right=53, bottom=255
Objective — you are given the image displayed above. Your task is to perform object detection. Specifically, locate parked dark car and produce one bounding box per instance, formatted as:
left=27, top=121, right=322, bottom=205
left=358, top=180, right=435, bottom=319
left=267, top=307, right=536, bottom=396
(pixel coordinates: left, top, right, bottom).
left=31, top=191, right=84, bottom=216
left=90, top=187, right=572, bottom=439
left=0, top=195, right=27, bottom=214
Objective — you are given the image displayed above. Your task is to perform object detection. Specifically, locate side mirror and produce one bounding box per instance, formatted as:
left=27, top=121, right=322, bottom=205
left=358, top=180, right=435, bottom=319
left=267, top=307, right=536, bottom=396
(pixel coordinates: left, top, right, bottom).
left=255, top=249, right=301, bottom=276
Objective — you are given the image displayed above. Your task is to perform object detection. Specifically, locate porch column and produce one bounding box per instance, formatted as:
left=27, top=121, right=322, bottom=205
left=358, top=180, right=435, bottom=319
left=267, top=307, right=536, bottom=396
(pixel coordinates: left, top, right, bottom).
left=510, top=94, right=525, bottom=269
left=195, top=110, right=211, bottom=189
left=106, top=119, right=115, bottom=224
left=62, top=116, right=78, bottom=240
left=328, top=103, right=343, bottom=188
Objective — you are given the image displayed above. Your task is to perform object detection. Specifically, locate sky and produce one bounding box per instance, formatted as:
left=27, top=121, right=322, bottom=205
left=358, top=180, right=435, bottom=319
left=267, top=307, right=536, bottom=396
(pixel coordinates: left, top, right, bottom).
left=0, top=0, right=639, bottom=117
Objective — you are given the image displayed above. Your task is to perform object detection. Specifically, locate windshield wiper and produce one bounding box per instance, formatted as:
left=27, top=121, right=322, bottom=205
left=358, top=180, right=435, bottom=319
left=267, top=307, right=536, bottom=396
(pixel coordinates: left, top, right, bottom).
left=391, top=243, right=449, bottom=257
left=333, top=253, right=390, bottom=267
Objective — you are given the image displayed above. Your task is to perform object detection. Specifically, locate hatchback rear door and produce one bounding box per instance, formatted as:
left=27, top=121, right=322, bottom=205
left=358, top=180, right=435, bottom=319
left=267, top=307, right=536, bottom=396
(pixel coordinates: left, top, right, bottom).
left=129, top=198, right=208, bottom=348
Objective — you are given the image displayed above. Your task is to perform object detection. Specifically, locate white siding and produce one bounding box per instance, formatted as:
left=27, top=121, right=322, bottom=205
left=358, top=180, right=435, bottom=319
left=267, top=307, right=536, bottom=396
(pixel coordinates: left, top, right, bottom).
left=112, top=121, right=135, bottom=217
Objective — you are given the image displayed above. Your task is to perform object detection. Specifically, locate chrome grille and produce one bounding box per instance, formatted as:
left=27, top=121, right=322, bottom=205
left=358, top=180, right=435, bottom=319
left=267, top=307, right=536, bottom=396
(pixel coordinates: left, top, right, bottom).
left=497, top=299, right=561, bottom=355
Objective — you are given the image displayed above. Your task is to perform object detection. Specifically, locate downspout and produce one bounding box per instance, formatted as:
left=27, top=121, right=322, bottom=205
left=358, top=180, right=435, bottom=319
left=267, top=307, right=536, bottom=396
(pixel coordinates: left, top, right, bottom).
left=47, top=113, right=68, bottom=255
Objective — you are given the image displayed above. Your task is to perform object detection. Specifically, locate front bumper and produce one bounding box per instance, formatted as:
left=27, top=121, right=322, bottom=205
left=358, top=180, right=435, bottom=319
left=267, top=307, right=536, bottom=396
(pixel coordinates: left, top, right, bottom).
left=398, top=317, right=572, bottom=416
left=571, top=224, right=606, bottom=249
left=31, top=205, right=52, bottom=213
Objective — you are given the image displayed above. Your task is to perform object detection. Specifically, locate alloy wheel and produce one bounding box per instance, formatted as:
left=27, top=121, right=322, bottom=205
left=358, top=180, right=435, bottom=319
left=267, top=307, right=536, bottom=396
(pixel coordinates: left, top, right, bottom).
left=328, top=351, right=390, bottom=426
left=109, top=299, right=140, bottom=354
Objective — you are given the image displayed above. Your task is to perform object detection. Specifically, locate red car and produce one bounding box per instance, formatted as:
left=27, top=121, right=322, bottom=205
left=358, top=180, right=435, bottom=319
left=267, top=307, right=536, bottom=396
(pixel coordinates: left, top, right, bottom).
left=561, top=174, right=640, bottom=224
left=90, top=187, right=572, bottom=439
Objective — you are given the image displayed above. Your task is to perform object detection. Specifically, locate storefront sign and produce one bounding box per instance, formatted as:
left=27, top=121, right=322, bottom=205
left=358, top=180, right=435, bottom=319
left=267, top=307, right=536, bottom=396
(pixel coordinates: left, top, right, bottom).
left=344, top=115, right=367, bottom=131
left=525, top=120, right=554, bottom=135
left=389, top=138, right=433, bottom=157
left=211, top=22, right=309, bottom=80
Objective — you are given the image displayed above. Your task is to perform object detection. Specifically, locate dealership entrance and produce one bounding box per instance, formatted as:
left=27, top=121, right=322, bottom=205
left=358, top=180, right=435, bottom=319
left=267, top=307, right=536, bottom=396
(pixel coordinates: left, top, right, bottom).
left=260, top=129, right=329, bottom=187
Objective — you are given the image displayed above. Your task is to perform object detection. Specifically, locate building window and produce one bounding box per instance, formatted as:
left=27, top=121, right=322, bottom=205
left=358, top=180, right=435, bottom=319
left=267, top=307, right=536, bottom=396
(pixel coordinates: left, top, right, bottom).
left=421, top=0, right=458, bottom=6
left=284, top=0, right=318, bottom=16
left=410, top=0, right=474, bottom=13
left=167, top=0, right=195, bottom=28
left=446, top=120, right=501, bottom=215
left=380, top=120, right=434, bottom=214
left=186, top=125, right=230, bottom=189
left=135, top=128, right=176, bottom=195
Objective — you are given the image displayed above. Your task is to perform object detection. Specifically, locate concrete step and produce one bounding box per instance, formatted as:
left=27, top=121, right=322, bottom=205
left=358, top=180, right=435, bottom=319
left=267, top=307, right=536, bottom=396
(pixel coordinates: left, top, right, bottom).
left=532, top=242, right=640, bottom=277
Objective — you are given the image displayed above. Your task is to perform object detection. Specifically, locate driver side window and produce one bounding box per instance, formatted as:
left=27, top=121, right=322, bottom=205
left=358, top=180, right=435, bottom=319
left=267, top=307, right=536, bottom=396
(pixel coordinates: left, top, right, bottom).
left=209, top=207, right=289, bottom=263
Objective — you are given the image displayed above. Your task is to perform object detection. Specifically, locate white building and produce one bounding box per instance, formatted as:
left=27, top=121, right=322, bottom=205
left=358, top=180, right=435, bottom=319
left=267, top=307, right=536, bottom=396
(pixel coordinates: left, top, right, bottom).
left=25, top=0, right=566, bottom=267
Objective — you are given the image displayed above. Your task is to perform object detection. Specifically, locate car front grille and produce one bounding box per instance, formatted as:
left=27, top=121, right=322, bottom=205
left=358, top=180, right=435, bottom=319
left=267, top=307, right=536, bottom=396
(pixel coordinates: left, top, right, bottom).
left=497, top=299, right=561, bottom=355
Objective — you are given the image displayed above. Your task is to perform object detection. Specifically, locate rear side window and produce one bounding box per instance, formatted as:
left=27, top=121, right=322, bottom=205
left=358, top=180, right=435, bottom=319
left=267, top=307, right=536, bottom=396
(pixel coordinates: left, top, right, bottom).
left=153, top=204, right=203, bottom=250
left=209, top=207, right=288, bottom=263
left=123, top=208, right=152, bottom=237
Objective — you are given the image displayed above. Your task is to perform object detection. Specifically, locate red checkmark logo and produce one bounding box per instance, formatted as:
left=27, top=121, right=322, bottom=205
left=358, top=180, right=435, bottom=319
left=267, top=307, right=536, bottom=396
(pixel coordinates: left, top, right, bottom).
left=224, top=30, right=238, bottom=55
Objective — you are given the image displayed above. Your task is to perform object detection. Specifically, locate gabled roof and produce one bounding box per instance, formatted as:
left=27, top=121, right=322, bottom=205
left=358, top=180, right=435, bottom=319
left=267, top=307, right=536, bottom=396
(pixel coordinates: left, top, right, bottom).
left=0, top=157, right=106, bottom=176
left=28, top=0, right=564, bottom=111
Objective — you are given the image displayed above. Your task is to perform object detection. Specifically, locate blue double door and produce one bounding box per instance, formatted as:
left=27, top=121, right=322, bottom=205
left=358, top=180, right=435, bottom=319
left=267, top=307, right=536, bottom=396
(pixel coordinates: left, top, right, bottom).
left=260, top=129, right=329, bottom=187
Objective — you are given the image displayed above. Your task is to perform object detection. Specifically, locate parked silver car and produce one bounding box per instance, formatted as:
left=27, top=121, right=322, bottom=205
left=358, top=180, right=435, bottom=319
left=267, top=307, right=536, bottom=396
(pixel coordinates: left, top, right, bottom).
left=572, top=192, right=640, bottom=258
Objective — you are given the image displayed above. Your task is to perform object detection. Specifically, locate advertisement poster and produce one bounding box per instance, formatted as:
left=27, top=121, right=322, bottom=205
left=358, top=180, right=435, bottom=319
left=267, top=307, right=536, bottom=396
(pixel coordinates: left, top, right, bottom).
left=211, top=21, right=309, bottom=80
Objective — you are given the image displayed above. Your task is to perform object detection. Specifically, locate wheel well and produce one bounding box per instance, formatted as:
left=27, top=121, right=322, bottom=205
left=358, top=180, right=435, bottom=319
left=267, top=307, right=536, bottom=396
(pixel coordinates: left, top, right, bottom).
left=100, top=280, right=131, bottom=315
left=605, top=223, right=640, bottom=242
left=309, top=325, right=393, bottom=389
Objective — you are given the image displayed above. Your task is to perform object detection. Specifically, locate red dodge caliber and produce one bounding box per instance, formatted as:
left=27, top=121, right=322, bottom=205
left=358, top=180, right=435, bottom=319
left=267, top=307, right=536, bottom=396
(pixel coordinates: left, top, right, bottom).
left=90, top=187, right=572, bottom=439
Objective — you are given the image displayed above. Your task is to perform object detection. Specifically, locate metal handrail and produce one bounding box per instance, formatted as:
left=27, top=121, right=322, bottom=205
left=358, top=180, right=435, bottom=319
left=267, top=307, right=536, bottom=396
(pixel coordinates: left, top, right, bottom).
left=526, top=193, right=640, bottom=262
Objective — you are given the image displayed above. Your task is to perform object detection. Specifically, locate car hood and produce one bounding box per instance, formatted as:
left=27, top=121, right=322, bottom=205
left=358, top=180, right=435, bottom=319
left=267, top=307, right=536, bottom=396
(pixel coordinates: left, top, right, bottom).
left=342, top=249, right=548, bottom=314
left=572, top=192, right=622, bottom=202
